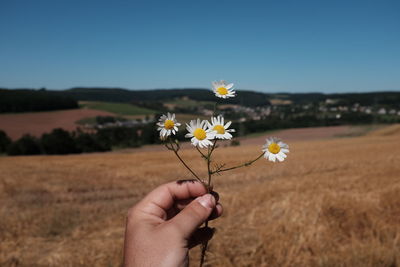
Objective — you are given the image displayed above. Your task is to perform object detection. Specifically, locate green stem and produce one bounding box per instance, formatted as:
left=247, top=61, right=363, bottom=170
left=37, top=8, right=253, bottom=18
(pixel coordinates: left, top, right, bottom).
left=206, top=140, right=217, bottom=187
left=166, top=140, right=203, bottom=184
left=195, top=146, right=207, bottom=159
left=200, top=139, right=218, bottom=267
left=210, top=139, right=218, bottom=155
left=173, top=149, right=203, bottom=182
left=211, top=152, right=264, bottom=174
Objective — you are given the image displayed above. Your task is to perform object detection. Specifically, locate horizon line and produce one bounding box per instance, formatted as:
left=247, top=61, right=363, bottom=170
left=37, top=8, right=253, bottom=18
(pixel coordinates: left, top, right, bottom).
left=1, top=86, right=400, bottom=95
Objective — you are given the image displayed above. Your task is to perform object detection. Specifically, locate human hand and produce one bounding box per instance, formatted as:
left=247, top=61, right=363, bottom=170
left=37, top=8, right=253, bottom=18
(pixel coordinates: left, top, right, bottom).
left=123, top=180, right=223, bottom=267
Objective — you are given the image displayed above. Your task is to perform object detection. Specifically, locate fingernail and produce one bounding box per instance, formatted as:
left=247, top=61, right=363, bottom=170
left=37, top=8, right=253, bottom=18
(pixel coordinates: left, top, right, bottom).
left=197, top=194, right=215, bottom=209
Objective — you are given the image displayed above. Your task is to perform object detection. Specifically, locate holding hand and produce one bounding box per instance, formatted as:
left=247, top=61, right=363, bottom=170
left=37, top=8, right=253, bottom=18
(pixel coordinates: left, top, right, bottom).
left=123, top=180, right=223, bottom=267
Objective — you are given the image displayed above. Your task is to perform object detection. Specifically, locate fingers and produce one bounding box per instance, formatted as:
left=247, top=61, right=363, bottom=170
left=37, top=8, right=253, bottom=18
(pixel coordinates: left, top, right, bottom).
left=167, top=194, right=216, bottom=239
left=136, top=180, right=208, bottom=220
left=210, top=191, right=219, bottom=202
left=209, top=203, right=223, bottom=220
left=188, top=227, right=215, bottom=249
left=174, top=198, right=194, bottom=210
left=174, top=191, right=219, bottom=212
left=170, top=200, right=223, bottom=221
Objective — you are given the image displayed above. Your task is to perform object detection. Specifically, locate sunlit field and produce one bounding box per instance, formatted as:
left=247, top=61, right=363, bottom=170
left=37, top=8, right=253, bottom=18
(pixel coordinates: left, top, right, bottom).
left=1, top=125, right=400, bottom=266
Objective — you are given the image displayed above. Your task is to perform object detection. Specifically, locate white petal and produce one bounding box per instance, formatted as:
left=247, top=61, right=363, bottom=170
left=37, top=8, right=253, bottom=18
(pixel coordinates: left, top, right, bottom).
left=212, top=81, right=219, bottom=89
left=207, top=131, right=216, bottom=138
left=225, top=83, right=234, bottom=89
left=202, top=140, right=212, bottom=147
left=279, top=152, right=287, bottom=158
left=198, top=140, right=204, bottom=148
left=268, top=153, right=275, bottom=162
left=281, top=148, right=289, bottom=153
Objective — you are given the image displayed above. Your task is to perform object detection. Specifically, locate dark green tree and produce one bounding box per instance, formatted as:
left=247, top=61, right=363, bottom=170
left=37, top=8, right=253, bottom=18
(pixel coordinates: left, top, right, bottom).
left=7, top=135, right=42, bottom=155
left=41, top=128, right=80, bottom=155
left=96, top=127, right=141, bottom=148
left=0, top=130, right=12, bottom=153
left=74, top=131, right=110, bottom=152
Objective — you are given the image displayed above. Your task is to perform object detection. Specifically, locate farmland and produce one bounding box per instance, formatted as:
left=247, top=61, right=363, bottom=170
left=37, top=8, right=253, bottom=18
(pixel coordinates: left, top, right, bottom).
left=0, top=108, right=115, bottom=140
left=0, top=125, right=400, bottom=266
left=0, top=101, right=157, bottom=141
left=79, top=101, right=156, bottom=116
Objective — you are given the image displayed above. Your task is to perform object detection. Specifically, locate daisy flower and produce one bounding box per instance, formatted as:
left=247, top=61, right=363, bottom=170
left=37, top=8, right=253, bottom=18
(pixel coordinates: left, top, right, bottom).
left=207, top=115, right=235, bottom=140
left=157, top=113, right=181, bottom=138
left=185, top=119, right=216, bottom=148
left=212, top=80, right=236, bottom=98
left=262, top=137, right=289, bottom=162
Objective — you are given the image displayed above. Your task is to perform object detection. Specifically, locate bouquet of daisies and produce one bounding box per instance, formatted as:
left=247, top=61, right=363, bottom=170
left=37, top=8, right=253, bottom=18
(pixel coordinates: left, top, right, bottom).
left=156, top=80, right=289, bottom=266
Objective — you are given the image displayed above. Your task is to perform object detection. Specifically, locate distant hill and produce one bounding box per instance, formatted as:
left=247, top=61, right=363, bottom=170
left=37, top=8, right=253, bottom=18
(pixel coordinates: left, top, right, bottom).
left=63, top=87, right=271, bottom=107
left=61, top=87, right=400, bottom=107
left=1, top=87, right=400, bottom=112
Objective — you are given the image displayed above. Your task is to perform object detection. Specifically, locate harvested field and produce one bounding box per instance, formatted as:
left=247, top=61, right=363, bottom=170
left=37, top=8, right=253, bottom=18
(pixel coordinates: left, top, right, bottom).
left=119, top=125, right=378, bottom=153
left=0, top=109, right=114, bottom=140
left=0, top=125, right=400, bottom=266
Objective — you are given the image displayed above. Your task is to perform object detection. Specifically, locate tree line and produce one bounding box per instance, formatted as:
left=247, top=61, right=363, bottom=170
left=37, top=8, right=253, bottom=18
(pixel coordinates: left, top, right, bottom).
left=0, top=125, right=160, bottom=156
left=61, top=88, right=400, bottom=107
left=0, top=89, right=78, bottom=113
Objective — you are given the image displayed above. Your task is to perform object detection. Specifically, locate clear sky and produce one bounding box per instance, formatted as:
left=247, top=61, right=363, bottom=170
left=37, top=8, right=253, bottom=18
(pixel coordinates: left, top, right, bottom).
left=1, top=0, right=399, bottom=93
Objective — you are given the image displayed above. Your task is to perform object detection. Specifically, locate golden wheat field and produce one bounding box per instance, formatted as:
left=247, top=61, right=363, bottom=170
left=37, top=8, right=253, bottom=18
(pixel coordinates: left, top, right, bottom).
left=1, top=125, right=400, bottom=267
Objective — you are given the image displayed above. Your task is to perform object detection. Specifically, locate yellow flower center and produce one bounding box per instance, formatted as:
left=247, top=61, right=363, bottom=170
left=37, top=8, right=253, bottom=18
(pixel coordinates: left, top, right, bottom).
left=213, top=125, right=225, bottom=134
left=164, top=119, right=175, bottom=129
left=193, top=128, right=207, bottom=140
left=268, top=143, right=281, bottom=154
left=217, top=87, right=228, bottom=95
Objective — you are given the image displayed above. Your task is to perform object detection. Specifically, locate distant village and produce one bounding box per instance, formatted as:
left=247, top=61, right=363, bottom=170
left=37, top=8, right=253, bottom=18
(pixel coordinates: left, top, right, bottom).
left=199, top=98, right=400, bottom=122
left=83, top=97, right=400, bottom=130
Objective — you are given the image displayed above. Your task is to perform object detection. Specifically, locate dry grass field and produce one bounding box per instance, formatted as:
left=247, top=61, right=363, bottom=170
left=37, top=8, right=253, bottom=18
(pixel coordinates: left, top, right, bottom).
left=1, top=125, right=400, bottom=266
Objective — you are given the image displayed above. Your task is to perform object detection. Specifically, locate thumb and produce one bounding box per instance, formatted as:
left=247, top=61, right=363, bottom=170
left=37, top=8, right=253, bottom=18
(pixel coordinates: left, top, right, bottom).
left=168, top=194, right=216, bottom=239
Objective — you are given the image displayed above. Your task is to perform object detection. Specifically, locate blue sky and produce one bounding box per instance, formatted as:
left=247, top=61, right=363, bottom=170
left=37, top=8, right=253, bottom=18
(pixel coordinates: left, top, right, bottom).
left=0, top=0, right=399, bottom=93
